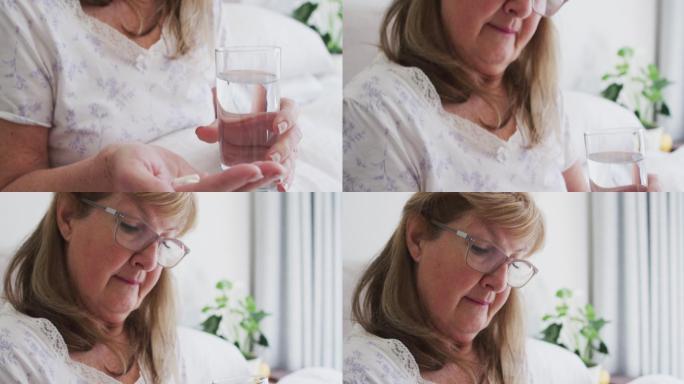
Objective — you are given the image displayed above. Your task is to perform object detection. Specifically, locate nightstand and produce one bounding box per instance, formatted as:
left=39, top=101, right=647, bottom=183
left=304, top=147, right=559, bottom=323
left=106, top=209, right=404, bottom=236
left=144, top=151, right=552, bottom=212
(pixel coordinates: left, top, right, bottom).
left=610, top=375, right=635, bottom=384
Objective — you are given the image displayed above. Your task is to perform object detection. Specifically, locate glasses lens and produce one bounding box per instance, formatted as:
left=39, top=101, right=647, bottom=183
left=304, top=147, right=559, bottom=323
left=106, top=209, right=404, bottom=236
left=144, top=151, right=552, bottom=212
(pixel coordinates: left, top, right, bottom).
left=157, top=239, right=187, bottom=267
left=466, top=238, right=508, bottom=273
left=115, top=217, right=187, bottom=267
left=533, top=0, right=564, bottom=17
left=116, top=216, right=158, bottom=251
left=507, top=260, right=535, bottom=287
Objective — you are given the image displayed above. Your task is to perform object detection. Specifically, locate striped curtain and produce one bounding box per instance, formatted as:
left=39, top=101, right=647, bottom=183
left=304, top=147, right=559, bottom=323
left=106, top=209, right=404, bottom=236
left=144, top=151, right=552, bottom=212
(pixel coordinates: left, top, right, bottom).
left=590, top=193, right=684, bottom=378
left=251, top=193, right=342, bottom=371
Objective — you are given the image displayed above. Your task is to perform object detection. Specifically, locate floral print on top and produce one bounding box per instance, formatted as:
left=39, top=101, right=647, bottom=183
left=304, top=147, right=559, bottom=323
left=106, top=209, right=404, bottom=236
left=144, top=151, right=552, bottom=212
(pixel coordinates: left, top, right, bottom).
left=0, top=301, right=188, bottom=383
left=343, top=54, right=577, bottom=192
left=0, top=0, right=222, bottom=167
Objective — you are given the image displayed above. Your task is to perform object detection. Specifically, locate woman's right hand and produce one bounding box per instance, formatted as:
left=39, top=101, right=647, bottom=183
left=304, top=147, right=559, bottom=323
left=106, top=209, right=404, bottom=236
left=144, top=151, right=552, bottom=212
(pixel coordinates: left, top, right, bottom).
left=98, top=143, right=285, bottom=191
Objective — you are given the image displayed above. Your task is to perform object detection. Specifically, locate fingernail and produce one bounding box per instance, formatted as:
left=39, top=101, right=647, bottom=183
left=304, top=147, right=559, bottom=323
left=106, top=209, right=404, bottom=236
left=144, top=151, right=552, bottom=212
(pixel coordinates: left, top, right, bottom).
left=172, top=174, right=200, bottom=187
left=277, top=121, right=288, bottom=134
left=248, top=171, right=264, bottom=183
left=269, top=152, right=281, bottom=163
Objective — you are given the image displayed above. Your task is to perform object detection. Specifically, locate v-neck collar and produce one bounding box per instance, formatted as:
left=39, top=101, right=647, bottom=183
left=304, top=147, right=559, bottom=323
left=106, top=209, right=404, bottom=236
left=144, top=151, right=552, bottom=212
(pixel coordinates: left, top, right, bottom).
left=69, top=0, right=169, bottom=58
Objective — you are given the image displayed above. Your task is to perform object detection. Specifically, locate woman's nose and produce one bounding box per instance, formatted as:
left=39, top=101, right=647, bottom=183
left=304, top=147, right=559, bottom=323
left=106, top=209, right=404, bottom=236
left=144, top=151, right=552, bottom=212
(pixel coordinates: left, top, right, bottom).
left=130, top=240, right=160, bottom=271
left=504, top=0, right=534, bottom=18
left=481, top=262, right=508, bottom=292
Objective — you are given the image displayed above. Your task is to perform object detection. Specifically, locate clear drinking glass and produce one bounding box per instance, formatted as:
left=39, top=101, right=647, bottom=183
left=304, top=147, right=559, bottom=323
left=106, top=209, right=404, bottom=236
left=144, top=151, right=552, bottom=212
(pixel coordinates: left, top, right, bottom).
left=584, top=128, right=647, bottom=191
left=211, top=376, right=268, bottom=384
left=215, top=46, right=281, bottom=191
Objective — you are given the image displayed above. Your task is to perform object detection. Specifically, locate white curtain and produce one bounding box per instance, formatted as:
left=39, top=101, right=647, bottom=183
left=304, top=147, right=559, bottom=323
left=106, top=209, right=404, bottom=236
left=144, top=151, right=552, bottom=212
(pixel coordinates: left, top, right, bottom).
left=658, top=0, right=684, bottom=140
left=591, top=193, right=684, bottom=378
left=251, top=193, right=342, bottom=371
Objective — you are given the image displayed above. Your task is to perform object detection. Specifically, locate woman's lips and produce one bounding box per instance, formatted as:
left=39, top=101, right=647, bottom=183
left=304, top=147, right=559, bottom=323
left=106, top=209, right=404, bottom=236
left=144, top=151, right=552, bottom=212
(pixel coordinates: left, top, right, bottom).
left=114, top=275, right=142, bottom=286
left=487, top=23, right=518, bottom=35
left=465, top=296, right=492, bottom=306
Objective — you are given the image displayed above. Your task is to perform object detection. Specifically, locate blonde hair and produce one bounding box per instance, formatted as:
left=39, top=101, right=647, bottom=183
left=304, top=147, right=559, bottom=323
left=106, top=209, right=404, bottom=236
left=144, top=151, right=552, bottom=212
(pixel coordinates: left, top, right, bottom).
left=352, top=193, right=545, bottom=384
left=81, top=0, right=213, bottom=58
left=3, top=193, right=198, bottom=384
left=379, top=0, right=559, bottom=146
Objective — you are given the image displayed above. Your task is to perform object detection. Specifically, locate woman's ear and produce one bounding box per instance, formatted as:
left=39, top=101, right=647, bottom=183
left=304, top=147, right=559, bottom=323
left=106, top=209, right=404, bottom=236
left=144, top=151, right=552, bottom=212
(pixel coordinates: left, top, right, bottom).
left=406, top=215, right=427, bottom=262
left=55, top=196, right=77, bottom=242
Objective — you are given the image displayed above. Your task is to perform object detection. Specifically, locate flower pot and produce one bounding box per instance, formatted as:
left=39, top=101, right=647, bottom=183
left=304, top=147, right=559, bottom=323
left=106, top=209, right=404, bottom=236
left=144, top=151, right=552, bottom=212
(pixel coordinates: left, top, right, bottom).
left=246, top=357, right=270, bottom=377
left=587, top=365, right=610, bottom=384
left=643, top=127, right=664, bottom=152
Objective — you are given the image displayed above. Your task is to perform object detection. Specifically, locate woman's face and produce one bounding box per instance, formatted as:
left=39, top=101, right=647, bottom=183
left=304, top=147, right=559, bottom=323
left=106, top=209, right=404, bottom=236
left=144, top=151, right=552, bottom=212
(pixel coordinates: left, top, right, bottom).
left=440, top=0, right=542, bottom=77
left=407, top=213, right=528, bottom=346
left=57, top=194, right=181, bottom=326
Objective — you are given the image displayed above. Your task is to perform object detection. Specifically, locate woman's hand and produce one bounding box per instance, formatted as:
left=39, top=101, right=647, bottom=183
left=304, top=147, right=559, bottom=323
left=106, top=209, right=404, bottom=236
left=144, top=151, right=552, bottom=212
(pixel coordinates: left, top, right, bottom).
left=98, top=143, right=284, bottom=191
left=195, top=97, right=302, bottom=192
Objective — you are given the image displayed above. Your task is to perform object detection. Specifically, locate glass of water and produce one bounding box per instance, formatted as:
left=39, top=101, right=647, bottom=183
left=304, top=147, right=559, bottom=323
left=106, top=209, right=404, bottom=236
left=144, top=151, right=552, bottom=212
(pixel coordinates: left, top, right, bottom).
left=212, top=376, right=268, bottom=384
left=215, top=46, right=281, bottom=190
left=584, top=128, right=647, bottom=191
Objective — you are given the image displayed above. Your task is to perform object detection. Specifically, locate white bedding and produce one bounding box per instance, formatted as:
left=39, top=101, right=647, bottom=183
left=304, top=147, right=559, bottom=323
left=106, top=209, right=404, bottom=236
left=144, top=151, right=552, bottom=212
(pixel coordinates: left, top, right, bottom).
left=151, top=56, right=342, bottom=192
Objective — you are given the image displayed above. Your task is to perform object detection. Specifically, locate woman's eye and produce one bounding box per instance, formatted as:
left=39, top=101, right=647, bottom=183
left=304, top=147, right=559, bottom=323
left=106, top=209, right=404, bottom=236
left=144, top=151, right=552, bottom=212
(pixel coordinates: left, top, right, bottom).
left=119, top=221, right=142, bottom=233
left=471, top=244, right=494, bottom=256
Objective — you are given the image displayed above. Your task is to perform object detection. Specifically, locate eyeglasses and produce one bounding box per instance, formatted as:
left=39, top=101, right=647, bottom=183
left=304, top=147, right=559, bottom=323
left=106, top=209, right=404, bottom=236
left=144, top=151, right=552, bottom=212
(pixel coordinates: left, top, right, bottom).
left=531, top=0, right=569, bottom=17
left=80, top=198, right=190, bottom=268
left=430, top=220, right=538, bottom=288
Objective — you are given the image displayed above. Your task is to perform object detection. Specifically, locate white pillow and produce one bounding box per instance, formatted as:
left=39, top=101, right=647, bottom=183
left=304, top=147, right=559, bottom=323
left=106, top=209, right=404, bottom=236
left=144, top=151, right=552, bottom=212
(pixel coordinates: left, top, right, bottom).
left=527, top=338, right=592, bottom=384
left=218, top=3, right=335, bottom=79
left=279, top=367, right=342, bottom=384
left=629, top=375, right=684, bottom=384
left=343, top=0, right=391, bottom=84
left=178, top=326, right=251, bottom=383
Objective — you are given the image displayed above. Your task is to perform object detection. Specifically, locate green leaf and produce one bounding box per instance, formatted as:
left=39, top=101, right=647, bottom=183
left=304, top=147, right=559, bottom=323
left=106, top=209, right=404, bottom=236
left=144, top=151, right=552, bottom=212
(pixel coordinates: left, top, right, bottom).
left=201, top=305, right=212, bottom=313
left=660, top=102, right=671, bottom=117
left=292, top=2, right=318, bottom=24
left=601, top=83, right=623, bottom=102
left=542, top=314, right=553, bottom=321
left=216, top=279, right=233, bottom=291
left=618, top=47, right=634, bottom=59
left=598, top=341, right=609, bottom=354
left=258, top=334, right=269, bottom=347
left=541, top=323, right=562, bottom=343
left=200, top=315, right=222, bottom=335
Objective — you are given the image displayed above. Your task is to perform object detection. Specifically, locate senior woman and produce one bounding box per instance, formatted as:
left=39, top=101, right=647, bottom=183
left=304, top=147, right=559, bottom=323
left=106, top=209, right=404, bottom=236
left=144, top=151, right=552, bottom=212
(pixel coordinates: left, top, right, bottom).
left=0, top=193, right=200, bottom=383
left=343, top=0, right=658, bottom=192
left=0, top=0, right=301, bottom=191
left=345, top=193, right=551, bottom=383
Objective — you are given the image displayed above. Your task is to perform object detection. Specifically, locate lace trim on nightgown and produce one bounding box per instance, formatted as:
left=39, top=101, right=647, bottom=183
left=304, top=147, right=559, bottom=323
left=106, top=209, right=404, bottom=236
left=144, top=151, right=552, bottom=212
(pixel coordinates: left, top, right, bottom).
left=9, top=305, right=146, bottom=384
left=347, top=326, right=435, bottom=384
left=58, top=0, right=171, bottom=60
left=374, top=55, right=528, bottom=156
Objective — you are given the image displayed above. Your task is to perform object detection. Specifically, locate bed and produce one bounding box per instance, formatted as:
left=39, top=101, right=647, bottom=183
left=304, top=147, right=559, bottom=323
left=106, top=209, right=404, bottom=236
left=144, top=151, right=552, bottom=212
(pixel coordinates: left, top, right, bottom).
left=152, top=3, right=342, bottom=192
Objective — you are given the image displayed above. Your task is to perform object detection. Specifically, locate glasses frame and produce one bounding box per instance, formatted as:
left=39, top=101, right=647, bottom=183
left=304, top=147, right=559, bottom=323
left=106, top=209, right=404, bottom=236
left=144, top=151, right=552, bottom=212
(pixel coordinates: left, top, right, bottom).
left=80, top=198, right=190, bottom=268
left=531, top=0, right=569, bottom=17
left=430, top=220, right=538, bottom=288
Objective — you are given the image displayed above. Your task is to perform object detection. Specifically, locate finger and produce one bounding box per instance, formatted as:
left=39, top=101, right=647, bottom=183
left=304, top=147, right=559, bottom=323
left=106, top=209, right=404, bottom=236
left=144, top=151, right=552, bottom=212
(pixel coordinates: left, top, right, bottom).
left=196, top=120, right=220, bottom=143
left=173, top=164, right=264, bottom=191
left=277, top=158, right=296, bottom=192
left=266, top=125, right=303, bottom=163
left=273, top=98, right=300, bottom=136
left=647, top=174, right=662, bottom=192
left=235, top=161, right=286, bottom=191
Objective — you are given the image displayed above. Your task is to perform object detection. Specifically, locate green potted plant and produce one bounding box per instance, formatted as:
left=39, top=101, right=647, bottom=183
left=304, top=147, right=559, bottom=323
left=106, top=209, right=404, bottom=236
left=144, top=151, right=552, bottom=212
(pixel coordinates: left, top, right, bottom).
left=292, top=0, right=343, bottom=54
left=600, top=46, right=673, bottom=152
left=200, top=279, right=271, bottom=376
left=541, top=288, right=610, bottom=384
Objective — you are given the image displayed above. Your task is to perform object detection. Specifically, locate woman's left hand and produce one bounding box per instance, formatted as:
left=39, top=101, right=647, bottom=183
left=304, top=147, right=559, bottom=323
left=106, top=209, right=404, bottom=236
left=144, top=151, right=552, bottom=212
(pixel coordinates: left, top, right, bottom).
left=195, top=97, right=302, bottom=192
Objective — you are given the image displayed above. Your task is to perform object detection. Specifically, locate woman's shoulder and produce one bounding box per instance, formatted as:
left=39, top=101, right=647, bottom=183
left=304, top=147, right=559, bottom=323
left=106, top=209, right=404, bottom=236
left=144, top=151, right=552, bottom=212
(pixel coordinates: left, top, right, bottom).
left=0, top=301, right=72, bottom=382
left=344, top=325, right=428, bottom=384
left=0, top=301, right=67, bottom=357
left=344, top=53, right=442, bottom=112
